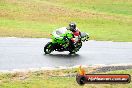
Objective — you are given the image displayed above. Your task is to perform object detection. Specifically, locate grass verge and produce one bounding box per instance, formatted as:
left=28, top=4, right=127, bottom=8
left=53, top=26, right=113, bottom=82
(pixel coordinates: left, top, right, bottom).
left=0, top=68, right=132, bottom=88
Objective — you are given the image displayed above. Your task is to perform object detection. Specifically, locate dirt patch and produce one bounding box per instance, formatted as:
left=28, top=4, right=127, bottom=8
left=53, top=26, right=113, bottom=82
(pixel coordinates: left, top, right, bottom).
left=1, top=0, right=131, bottom=24
left=91, top=65, right=132, bottom=73
left=0, top=27, right=50, bottom=38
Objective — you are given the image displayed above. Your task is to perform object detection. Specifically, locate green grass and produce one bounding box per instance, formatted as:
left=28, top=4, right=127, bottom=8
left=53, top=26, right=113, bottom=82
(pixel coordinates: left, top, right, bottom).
left=52, top=0, right=132, bottom=16
left=0, top=68, right=132, bottom=88
left=0, top=0, right=132, bottom=41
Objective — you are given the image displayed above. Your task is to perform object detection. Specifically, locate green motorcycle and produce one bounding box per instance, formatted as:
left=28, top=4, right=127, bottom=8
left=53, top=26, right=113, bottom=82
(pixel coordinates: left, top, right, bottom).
left=44, top=27, right=89, bottom=54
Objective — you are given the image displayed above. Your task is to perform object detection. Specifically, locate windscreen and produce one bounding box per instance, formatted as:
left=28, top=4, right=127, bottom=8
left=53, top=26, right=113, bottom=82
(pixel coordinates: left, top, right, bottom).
left=56, top=30, right=63, bottom=35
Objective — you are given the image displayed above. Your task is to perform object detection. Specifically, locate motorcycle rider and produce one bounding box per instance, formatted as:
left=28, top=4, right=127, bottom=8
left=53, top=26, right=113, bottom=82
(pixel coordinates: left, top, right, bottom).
left=66, top=22, right=81, bottom=52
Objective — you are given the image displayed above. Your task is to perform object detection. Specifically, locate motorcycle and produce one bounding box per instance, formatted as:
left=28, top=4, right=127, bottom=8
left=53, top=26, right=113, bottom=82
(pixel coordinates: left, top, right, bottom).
left=44, top=27, right=89, bottom=54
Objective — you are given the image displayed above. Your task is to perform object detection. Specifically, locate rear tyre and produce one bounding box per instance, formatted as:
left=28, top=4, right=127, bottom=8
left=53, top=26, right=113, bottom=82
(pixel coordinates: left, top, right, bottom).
left=44, top=42, right=53, bottom=54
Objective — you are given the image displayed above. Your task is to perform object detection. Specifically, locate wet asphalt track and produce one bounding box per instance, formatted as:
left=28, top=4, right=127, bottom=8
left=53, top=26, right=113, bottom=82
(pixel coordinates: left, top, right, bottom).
left=0, top=38, right=132, bottom=70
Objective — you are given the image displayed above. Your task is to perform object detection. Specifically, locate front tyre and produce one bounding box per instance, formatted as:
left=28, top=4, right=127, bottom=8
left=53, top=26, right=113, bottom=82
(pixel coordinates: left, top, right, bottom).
left=44, top=42, right=53, bottom=54
left=69, top=42, right=82, bottom=54
left=69, top=48, right=76, bottom=54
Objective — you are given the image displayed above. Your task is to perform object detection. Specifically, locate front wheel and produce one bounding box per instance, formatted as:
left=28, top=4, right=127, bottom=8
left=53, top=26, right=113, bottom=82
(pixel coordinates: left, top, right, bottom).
left=69, top=42, right=82, bottom=54
left=44, top=42, right=53, bottom=54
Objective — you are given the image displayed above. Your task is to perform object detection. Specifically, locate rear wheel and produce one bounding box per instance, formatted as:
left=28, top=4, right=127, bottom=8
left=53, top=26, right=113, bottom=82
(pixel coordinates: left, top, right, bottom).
left=44, top=42, right=53, bottom=54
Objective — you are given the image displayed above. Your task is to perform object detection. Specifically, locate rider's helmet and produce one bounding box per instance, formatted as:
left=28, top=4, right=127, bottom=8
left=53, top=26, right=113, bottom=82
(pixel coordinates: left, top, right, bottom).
left=69, top=22, right=77, bottom=32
